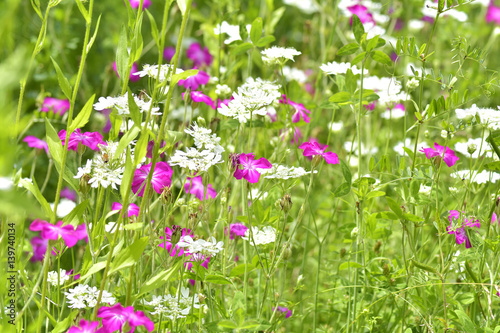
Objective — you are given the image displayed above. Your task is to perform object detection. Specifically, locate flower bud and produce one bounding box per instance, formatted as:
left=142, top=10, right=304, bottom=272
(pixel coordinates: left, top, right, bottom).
left=161, top=186, right=173, bottom=205
left=351, top=227, right=359, bottom=238
left=280, top=194, right=293, bottom=213
left=170, top=225, right=182, bottom=245
left=312, top=155, right=322, bottom=168
left=77, top=142, right=87, bottom=156
left=383, top=263, right=390, bottom=277
left=79, top=174, right=91, bottom=194
left=196, top=117, right=207, bottom=128
left=283, top=245, right=292, bottom=260
left=228, top=153, right=240, bottom=173
left=373, top=240, right=382, bottom=253
left=340, top=248, right=346, bottom=258
left=467, top=143, right=477, bottom=156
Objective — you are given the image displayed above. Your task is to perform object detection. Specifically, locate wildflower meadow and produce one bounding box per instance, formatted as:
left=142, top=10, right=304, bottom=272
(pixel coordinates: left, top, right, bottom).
left=3, top=0, right=500, bottom=331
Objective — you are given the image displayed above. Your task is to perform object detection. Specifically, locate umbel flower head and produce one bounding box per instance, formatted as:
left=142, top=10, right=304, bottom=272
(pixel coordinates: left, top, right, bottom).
left=421, top=142, right=459, bottom=167
left=261, top=46, right=301, bottom=65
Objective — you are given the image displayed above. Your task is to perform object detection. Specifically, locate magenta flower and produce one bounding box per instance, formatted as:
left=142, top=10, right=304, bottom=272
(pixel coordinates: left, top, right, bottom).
left=23, top=136, right=49, bottom=154
left=420, top=143, right=459, bottom=167
left=30, top=236, right=49, bottom=261
left=159, top=226, right=193, bottom=257
left=41, top=97, right=70, bottom=116
left=492, top=212, right=499, bottom=226
left=67, top=320, right=101, bottom=333
left=486, top=3, right=500, bottom=25
left=280, top=127, right=303, bottom=145
left=299, top=140, right=339, bottom=164
left=111, top=202, right=140, bottom=217
left=348, top=5, right=375, bottom=25
left=218, top=97, right=233, bottom=108
left=58, top=129, right=104, bottom=151
left=97, top=304, right=154, bottom=333
left=184, top=176, right=217, bottom=201
left=178, top=69, right=210, bottom=90
left=186, top=42, right=213, bottom=67
left=447, top=210, right=480, bottom=249
left=229, top=223, right=248, bottom=240
left=279, top=95, right=311, bottom=123
left=146, top=139, right=166, bottom=159
left=273, top=306, right=292, bottom=318
left=129, top=0, right=151, bottom=9
left=183, top=91, right=215, bottom=109
left=185, top=253, right=210, bottom=271
left=113, top=62, right=141, bottom=82
left=61, top=187, right=77, bottom=202
left=163, top=46, right=176, bottom=62
left=233, top=153, right=272, bottom=183
left=131, top=162, right=173, bottom=197
left=29, top=219, right=87, bottom=248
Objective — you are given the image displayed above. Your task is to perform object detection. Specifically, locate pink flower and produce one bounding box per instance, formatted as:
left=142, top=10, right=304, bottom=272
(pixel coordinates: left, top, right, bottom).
left=420, top=143, right=459, bottom=167
left=131, top=162, right=173, bottom=197
left=67, top=319, right=101, bottom=333
left=30, top=236, right=49, bottom=261
left=58, top=129, right=104, bottom=151
left=184, top=176, right=217, bottom=201
left=113, top=62, right=141, bottom=82
left=492, top=212, right=499, bottom=226
left=486, top=3, right=500, bottom=25
left=348, top=5, right=375, bottom=25
left=279, top=95, right=311, bottom=123
left=146, top=139, right=166, bottom=159
left=159, top=226, right=193, bottom=257
left=280, top=127, right=303, bottom=145
left=229, top=223, right=248, bottom=240
left=163, top=47, right=176, bottom=62
left=273, top=306, right=292, bottom=319
left=29, top=219, right=87, bottom=248
left=186, top=42, right=213, bottom=67
left=233, top=153, right=272, bottom=183
left=129, top=0, right=151, bottom=9
left=41, top=97, right=70, bottom=116
left=447, top=210, right=480, bottom=249
left=217, top=98, right=233, bottom=108
left=61, top=187, right=77, bottom=202
left=183, top=91, right=215, bottom=109
left=111, top=202, right=140, bottom=217
left=178, top=69, right=210, bottom=90
left=97, top=304, right=154, bottom=333
left=299, top=140, right=339, bottom=164
left=23, top=136, right=49, bottom=154
left=185, top=253, right=210, bottom=271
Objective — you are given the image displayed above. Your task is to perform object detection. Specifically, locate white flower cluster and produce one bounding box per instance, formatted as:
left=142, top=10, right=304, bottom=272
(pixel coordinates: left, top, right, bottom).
left=215, top=84, right=232, bottom=96
left=170, top=123, right=224, bottom=172
left=243, top=226, right=276, bottom=246
left=282, top=66, right=308, bottom=83
left=454, top=138, right=494, bottom=159
left=283, top=0, right=319, bottom=14
left=261, top=46, right=301, bottom=65
left=47, top=269, right=70, bottom=286
left=259, top=164, right=315, bottom=179
left=393, top=139, right=427, bottom=156
left=451, top=170, right=500, bottom=184
left=419, top=184, right=432, bottom=196
left=177, top=236, right=224, bottom=256
left=320, top=62, right=368, bottom=76
left=75, top=142, right=125, bottom=190
left=455, top=104, right=500, bottom=130
left=380, top=106, right=406, bottom=120
left=134, top=64, right=184, bottom=83
left=214, top=21, right=251, bottom=44
left=344, top=141, right=378, bottom=156
left=50, top=198, right=76, bottom=218
left=65, top=285, right=116, bottom=309
left=143, top=287, right=205, bottom=320
left=219, top=77, right=281, bottom=123
left=362, top=76, right=407, bottom=106
left=421, top=0, right=468, bottom=22
left=94, top=92, right=160, bottom=116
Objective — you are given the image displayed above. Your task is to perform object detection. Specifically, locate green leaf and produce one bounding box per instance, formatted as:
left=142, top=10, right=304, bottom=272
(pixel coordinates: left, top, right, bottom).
left=134, top=131, right=149, bottom=166
left=115, top=126, right=140, bottom=161
left=333, top=182, right=351, bottom=197
left=250, top=17, right=263, bottom=44
left=170, top=69, right=199, bottom=86
left=386, top=197, right=403, bottom=219
left=375, top=211, right=399, bottom=220
left=20, top=178, right=52, bottom=218
left=230, top=263, right=256, bottom=277
left=352, top=14, right=365, bottom=43
left=69, top=94, right=95, bottom=133
left=74, top=0, right=90, bottom=22
left=205, top=274, right=232, bottom=285
left=127, top=89, right=142, bottom=125
left=50, top=57, right=72, bottom=99
left=79, top=261, right=107, bottom=281
left=366, top=35, right=379, bottom=53
left=109, top=237, right=148, bottom=274
left=340, top=159, right=352, bottom=184
left=370, top=50, right=392, bottom=66
left=116, top=26, right=129, bottom=83
left=86, top=14, right=102, bottom=53
left=339, top=262, right=362, bottom=270
left=484, top=161, right=500, bottom=172
left=145, top=10, right=159, bottom=47
left=403, top=213, right=423, bottom=222
left=51, top=311, right=78, bottom=333
left=138, top=261, right=182, bottom=296
left=438, top=0, right=445, bottom=12
left=337, top=43, right=359, bottom=56
left=351, top=51, right=366, bottom=65
left=62, top=200, right=89, bottom=228
left=255, top=35, right=275, bottom=47
left=218, top=320, right=238, bottom=329
left=176, top=0, right=186, bottom=15
left=365, top=191, right=385, bottom=200
left=345, top=69, right=357, bottom=95
left=231, top=42, right=253, bottom=55
left=455, top=310, right=477, bottom=333
left=329, top=91, right=351, bottom=103
left=121, top=148, right=134, bottom=200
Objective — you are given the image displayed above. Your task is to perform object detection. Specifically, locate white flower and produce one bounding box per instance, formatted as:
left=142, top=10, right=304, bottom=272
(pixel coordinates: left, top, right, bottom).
left=422, top=1, right=467, bottom=22
left=75, top=159, right=92, bottom=179
left=47, top=269, right=70, bottom=286
left=393, top=139, right=426, bottom=156
left=250, top=188, right=268, bottom=200
left=380, top=107, right=406, bottom=119
left=344, top=141, right=378, bottom=156
left=282, top=66, right=308, bottom=83
left=361, top=76, right=404, bottom=106
left=93, top=92, right=160, bottom=116
left=329, top=121, right=343, bottom=132
left=243, top=226, right=276, bottom=246
left=65, top=285, right=115, bottom=309
left=260, top=165, right=315, bottom=179
left=214, top=21, right=251, bottom=44
left=320, top=62, right=368, bottom=76
left=215, top=84, right=232, bottom=96
left=283, top=0, right=319, bottom=14
left=451, top=170, right=500, bottom=184
left=177, top=236, right=224, bottom=256
left=455, top=104, right=500, bottom=130
left=50, top=199, right=76, bottom=218
left=261, top=46, right=301, bottom=65
left=408, top=19, right=425, bottom=30
left=0, top=177, right=13, bottom=190
left=134, top=64, right=183, bottom=83
left=454, top=138, right=493, bottom=159
left=407, top=78, right=420, bottom=90
left=143, top=287, right=205, bottom=320
left=419, top=184, right=432, bottom=196
left=184, top=122, right=224, bottom=154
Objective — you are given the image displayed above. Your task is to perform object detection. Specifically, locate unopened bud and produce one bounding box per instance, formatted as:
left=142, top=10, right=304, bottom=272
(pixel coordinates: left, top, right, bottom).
left=467, top=143, right=477, bottom=155
left=340, top=248, right=346, bottom=258
left=170, top=225, right=182, bottom=245
left=161, top=186, right=173, bottom=205
left=283, top=245, right=292, bottom=260
left=440, top=130, right=448, bottom=139
left=351, top=227, right=359, bottom=238
left=280, top=194, right=293, bottom=213
left=79, top=174, right=91, bottom=194
left=228, top=153, right=240, bottom=173
left=77, top=142, right=87, bottom=156
left=312, top=155, right=322, bottom=168
left=373, top=240, right=382, bottom=253
left=383, top=263, right=390, bottom=277
left=274, top=292, right=280, bottom=300
left=198, top=293, right=206, bottom=303
left=196, top=117, right=207, bottom=127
